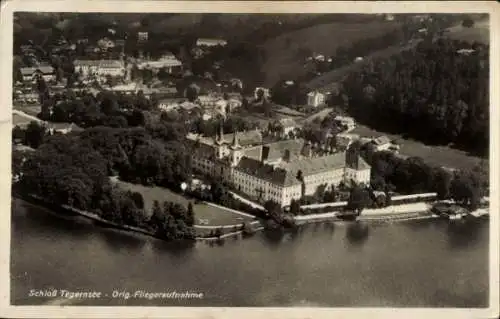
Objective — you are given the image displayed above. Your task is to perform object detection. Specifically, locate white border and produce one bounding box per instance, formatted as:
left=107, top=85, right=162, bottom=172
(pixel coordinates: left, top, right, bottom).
left=0, top=1, right=498, bottom=318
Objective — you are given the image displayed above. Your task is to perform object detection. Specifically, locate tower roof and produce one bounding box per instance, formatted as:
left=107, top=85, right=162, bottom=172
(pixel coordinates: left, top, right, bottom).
left=231, top=130, right=241, bottom=149
left=215, top=122, right=225, bottom=145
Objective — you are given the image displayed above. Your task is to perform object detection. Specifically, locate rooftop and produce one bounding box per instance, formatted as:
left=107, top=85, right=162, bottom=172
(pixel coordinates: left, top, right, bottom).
left=74, top=60, right=124, bottom=68
left=373, top=136, right=391, bottom=145
left=20, top=66, right=54, bottom=75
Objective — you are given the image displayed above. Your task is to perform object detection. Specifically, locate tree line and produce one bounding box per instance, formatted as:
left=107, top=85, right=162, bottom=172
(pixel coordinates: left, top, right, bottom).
left=354, top=141, right=488, bottom=210
left=13, top=126, right=196, bottom=240
left=339, top=38, right=489, bottom=157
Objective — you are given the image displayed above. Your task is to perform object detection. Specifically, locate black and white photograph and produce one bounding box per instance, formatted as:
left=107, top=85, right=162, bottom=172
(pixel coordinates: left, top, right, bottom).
left=1, top=1, right=498, bottom=318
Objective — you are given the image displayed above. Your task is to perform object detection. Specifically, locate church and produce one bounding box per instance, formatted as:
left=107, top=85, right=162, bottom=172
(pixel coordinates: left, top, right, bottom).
left=186, top=125, right=371, bottom=207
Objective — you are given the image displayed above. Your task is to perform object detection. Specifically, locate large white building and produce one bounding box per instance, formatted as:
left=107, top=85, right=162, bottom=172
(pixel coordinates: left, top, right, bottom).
left=187, top=127, right=371, bottom=207
left=74, top=60, right=125, bottom=78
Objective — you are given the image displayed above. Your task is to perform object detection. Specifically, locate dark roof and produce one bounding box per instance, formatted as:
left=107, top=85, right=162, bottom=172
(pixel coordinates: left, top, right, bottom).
left=283, top=152, right=347, bottom=186
left=262, top=139, right=305, bottom=162
left=236, top=151, right=348, bottom=187
left=235, top=157, right=289, bottom=186
left=346, top=155, right=371, bottom=170
left=222, top=130, right=262, bottom=147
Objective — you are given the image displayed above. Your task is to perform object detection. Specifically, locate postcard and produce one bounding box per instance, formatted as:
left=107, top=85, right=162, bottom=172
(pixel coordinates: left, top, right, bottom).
left=0, top=1, right=498, bottom=318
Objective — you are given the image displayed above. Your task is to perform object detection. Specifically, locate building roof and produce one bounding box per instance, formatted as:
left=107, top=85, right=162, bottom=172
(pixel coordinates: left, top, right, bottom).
left=346, top=155, right=370, bottom=171
left=196, top=38, right=227, bottom=46
left=74, top=60, right=124, bottom=69
left=222, top=130, right=262, bottom=147
left=262, top=139, right=305, bottom=162
left=236, top=151, right=348, bottom=187
left=20, top=66, right=54, bottom=75
left=235, top=157, right=289, bottom=186
left=283, top=152, right=347, bottom=186
left=278, top=118, right=297, bottom=128
left=47, top=122, right=84, bottom=132
left=373, top=136, right=391, bottom=145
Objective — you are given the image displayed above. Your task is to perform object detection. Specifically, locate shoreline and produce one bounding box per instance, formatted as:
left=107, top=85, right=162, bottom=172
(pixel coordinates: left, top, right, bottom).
left=13, top=190, right=469, bottom=245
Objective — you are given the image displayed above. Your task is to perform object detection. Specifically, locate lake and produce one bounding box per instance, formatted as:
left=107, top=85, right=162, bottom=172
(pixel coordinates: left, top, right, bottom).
left=10, top=198, right=489, bottom=307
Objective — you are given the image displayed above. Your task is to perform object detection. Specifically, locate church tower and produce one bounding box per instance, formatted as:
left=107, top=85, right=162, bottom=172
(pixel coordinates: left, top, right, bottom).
left=230, top=130, right=243, bottom=166
left=215, top=121, right=227, bottom=159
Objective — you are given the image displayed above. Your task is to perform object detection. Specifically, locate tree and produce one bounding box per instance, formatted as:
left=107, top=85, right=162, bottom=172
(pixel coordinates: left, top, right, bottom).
left=130, top=191, right=145, bottom=209
left=289, top=199, right=301, bottom=216
left=186, top=202, right=195, bottom=226
left=12, top=126, right=25, bottom=143
left=434, top=168, right=453, bottom=200
left=347, top=186, right=371, bottom=215
left=462, top=18, right=475, bottom=28
left=24, top=121, right=46, bottom=148
left=185, top=83, right=200, bottom=102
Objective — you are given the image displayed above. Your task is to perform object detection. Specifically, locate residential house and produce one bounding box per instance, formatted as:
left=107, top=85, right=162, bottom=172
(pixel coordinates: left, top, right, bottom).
left=196, top=38, right=227, bottom=47
left=334, top=116, right=356, bottom=131
left=335, top=133, right=360, bottom=150
left=137, top=31, right=149, bottom=42
left=74, top=60, right=125, bottom=78
left=47, top=122, right=84, bottom=135
left=20, top=66, right=56, bottom=83
left=307, top=91, right=326, bottom=107
left=136, top=53, right=183, bottom=73
left=97, top=37, right=115, bottom=50
left=275, top=118, right=297, bottom=138
left=370, top=136, right=398, bottom=152
left=254, top=87, right=270, bottom=100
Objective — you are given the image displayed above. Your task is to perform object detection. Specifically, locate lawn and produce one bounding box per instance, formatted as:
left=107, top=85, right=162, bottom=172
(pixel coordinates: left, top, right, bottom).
left=351, top=124, right=486, bottom=171
left=259, top=20, right=402, bottom=86
left=444, top=19, right=489, bottom=44
left=111, top=179, right=256, bottom=227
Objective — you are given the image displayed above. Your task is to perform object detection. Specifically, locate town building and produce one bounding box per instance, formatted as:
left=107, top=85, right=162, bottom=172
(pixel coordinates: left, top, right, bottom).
left=186, top=126, right=371, bottom=207
left=307, top=91, right=326, bottom=107
left=369, top=136, right=395, bottom=152
left=274, top=118, right=297, bottom=138
left=254, top=87, right=270, bottom=100
left=335, top=133, right=360, bottom=150
left=334, top=116, right=356, bottom=131
left=196, top=38, right=227, bottom=47
left=47, top=122, right=84, bottom=135
left=20, top=66, right=56, bottom=83
left=136, top=53, right=183, bottom=73
left=137, top=31, right=149, bottom=42
left=74, top=60, right=125, bottom=78
left=97, top=37, right=115, bottom=50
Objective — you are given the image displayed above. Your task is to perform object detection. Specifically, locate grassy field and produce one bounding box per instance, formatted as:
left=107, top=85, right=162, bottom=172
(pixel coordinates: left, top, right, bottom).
left=445, top=19, right=489, bottom=44
left=14, top=105, right=41, bottom=117
left=12, top=113, right=36, bottom=126
left=351, top=124, right=485, bottom=171
left=259, top=20, right=402, bottom=86
left=112, top=179, right=256, bottom=227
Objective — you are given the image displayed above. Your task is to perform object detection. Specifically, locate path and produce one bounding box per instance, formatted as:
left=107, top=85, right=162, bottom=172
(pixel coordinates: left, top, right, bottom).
left=295, top=201, right=433, bottom=222
left=12, top=109, right=44, bottom=124
left=229, top=191, right=265, bottom=211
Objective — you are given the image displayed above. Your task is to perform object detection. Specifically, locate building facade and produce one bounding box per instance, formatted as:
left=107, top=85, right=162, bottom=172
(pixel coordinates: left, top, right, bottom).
left=187, top=127, right=371, bottom=207
left=20, top=66, right=56, bottom=83
left=74, top=60, right=125, bottom=78
left=307, top=91, right=326, bottom=107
